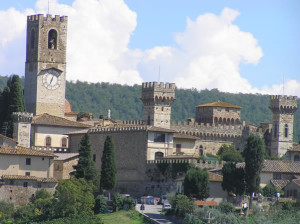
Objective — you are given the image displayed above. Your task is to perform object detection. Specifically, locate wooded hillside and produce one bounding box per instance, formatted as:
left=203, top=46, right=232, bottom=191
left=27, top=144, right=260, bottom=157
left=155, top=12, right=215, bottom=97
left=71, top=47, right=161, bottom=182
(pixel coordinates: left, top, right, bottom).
left=1, top=75, right=299, bottom=142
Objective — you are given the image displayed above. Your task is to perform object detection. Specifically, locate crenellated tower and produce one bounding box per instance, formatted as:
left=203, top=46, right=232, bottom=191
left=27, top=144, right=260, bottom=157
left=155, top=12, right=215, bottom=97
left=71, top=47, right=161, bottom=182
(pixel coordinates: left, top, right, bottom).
left=269, top=95, right=298, bottom=157
left=12, top=112, right=33, bottom=148
left=24, top=14, right=68, bottom=117
left=141, top=82, right=175, bottom=129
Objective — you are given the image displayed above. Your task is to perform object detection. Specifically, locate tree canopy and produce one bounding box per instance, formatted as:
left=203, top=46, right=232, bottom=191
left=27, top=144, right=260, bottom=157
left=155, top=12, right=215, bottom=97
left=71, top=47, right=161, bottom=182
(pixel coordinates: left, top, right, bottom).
left=100, top=135, right=116, bottom=192
left=184, top=167, right=209, bottom=200
left=221, top=162, right=245, bottom=196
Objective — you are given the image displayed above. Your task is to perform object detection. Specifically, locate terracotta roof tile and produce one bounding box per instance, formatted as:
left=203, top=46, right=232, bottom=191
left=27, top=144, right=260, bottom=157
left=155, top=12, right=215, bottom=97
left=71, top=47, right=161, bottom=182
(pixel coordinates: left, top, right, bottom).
left=292, top=179, right=300, bottom=187
left=54, top=153, right=79, bottom=161
left=194, top=201, right=218, bottom=206
left=270, top=179, right=290, bottom=189
left=32, top=113, right=91, bottom=128
left=196, top=101, right=241, bottom=109
left=147, top=126, right=176, bottom=133
left=0, top=146, right=57, bottom=157
left=288, top=143, right=300, bottom=152
left=2, top=175, right=57, bottom=183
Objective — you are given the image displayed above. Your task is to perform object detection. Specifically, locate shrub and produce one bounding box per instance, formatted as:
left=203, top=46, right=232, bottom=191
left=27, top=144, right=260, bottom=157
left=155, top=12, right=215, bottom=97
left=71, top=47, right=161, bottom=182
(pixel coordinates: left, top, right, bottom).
left=0, top=201, right=14, bottom=221
left=123, top=196, right=135, bottom=210
left=218, top=202, right=235, bottom=214
left=112, top=193, right=123, bottom=212
left=94, top=195, right=107, bottom=214
left=30, top=188, right=52, bottom=203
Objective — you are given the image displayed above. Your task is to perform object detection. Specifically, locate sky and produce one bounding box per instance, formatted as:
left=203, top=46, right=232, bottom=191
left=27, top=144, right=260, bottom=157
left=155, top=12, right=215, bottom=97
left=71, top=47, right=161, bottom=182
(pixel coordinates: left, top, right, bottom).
left=0, top=0, right=299, bottom=96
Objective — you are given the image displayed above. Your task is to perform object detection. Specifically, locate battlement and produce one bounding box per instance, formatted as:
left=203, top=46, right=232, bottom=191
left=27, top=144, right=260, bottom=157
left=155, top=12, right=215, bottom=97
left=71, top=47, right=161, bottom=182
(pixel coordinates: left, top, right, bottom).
left=122, top=120, right=145, bottom=125
left=269, top=95, right=298, bottom=113
left=142, top=82, right=175, bottom=90
left=27, top=14, right=68, bottom=22
left=89, top=126, right=148, bottom=134
left=12, top=112, right=33, bottom=123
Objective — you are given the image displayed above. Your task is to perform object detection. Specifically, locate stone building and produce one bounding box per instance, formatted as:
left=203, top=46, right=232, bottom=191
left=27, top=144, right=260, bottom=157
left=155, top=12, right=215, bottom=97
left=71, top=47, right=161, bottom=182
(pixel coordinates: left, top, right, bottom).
left=53, top=153, right=79, bottom=180
left=0, top=145, right=57, bottom=206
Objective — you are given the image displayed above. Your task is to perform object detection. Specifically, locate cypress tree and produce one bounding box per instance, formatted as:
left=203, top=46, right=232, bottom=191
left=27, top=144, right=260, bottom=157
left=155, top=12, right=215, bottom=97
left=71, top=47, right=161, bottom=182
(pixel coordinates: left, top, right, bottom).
left=72, top=133, right=99, bottom=188
left=0, top=86, right=10, bottom=135
left=100, top=136, right=116, bottom=192
left=7, top=75, right=26, bottom=115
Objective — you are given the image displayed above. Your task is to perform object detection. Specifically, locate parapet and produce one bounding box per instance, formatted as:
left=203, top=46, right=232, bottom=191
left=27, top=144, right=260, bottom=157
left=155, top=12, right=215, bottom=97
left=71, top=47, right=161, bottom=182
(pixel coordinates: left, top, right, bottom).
left=89, top=126, right=148, bottom=134
left=142, top=82, right=176, bottom=90
left=122, top=120, right=145, bottom=125
left=12, top=112, right=33, bottom=123
left=270, top=95, right=298, bottom=112
left=27, top=14, right=68, bottom=22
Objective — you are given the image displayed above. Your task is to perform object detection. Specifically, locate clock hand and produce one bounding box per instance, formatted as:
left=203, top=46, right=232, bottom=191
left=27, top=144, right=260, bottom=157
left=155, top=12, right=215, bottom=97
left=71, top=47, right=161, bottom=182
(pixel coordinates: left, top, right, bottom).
left=50, top=76, right=54, bottom=84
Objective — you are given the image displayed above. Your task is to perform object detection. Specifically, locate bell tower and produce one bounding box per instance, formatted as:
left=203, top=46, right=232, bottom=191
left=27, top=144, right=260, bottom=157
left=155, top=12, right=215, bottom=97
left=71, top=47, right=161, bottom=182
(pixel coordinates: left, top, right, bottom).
left=24, top=14, right=68, bottom=117
left=269, top=95, right=298, bottom=157
left=141, top=82, right=175, bottom=129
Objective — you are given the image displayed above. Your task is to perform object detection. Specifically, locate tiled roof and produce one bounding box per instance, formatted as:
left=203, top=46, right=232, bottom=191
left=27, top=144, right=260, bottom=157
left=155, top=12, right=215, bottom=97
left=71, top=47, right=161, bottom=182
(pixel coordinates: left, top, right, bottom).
left=194, top=201, right=218, bottom=206
left=0, top=146, right=57, bottom=157
left=174, top=172, right=223, bottom=182
left=196, top=101, right=241, bottom=109
left=173, top=133, right=199, bottom=140
left=32, top=113, right=91, bottom=128
left=54, top=153, right=79, bottom=161
left=292, top=179, right=300, bottom=187
left=237, top=160, right=300, bottom=174
left=2, top=175, right=57, bottom=183
left=270, top=179, right=290, bottom=189
left=0, top=134, right=17, bottom=142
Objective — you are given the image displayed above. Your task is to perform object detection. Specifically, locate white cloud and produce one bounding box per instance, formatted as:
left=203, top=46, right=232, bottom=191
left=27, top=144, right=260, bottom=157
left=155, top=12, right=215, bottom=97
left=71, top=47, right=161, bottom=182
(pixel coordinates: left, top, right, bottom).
left=0, top=2, right=299, bottom=97
left=261, top=79, right=300, bottom=97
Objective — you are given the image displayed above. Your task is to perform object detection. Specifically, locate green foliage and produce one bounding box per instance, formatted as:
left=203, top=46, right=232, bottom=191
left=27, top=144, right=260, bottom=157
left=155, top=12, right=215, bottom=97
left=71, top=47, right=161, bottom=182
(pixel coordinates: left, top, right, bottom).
left=94, top=195, right=107, bottom=214
left=72, top=133, right=99, bottom=188
left=184, top=167, right=209, bottom=200
left=0, top=201, right=14, bottom=221
left=217, top=144, right=235, bottom=156
left=218, top=202, right=235, bottom=214
left=30, top=188, right=52, bottom=203
left=77, top=112, right=89, bottom=120
left=111, top=193, right=123, bottom=212
left=221, top=162, right=245, bottom=196
left=171, top=162, right=190, bottom=178
left=100, top=136, right=116, bottom=192
left=122, top=196, right=135, bottom=210
left=243, top=134, right=265, bottom=208
left=13, top=204, right=36, bottom=223
left=262, top=185, right=280, bottom=197
left=30, top=215, right=104, bottom=224
left=171, top=195, right=196, bottom=217
left=54, top=178, right=95, bottom=217
left=222, top=150, right=244, bottom=163
left=156, top=161, right=169, bottom=175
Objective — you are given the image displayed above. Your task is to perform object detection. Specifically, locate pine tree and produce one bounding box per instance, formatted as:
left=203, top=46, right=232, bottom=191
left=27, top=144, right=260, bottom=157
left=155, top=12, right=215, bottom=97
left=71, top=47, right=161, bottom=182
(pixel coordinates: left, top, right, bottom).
left=100, top=136, right=116, bottom=192
left=72, top=133, right=99, bottom=188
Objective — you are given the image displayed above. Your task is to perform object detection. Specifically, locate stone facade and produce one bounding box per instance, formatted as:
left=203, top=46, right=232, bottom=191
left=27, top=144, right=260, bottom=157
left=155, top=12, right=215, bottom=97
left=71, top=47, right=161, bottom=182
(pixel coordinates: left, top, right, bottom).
left=141, top=82, right=175, bottom=129
left=12, top=112, right=33, bottom=148
left=24, top=14, right=68, bottom=117
left=269, top=95, right=298, bottom=157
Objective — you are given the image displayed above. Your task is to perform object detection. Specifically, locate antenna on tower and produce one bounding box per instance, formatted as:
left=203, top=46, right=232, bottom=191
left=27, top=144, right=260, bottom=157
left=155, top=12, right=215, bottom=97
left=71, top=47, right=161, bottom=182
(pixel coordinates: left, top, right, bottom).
left=283, top=75, right=285, bottom=96
left=48, top=0, right=50, bottom=15
left=158, top=65, right=160, bottom=82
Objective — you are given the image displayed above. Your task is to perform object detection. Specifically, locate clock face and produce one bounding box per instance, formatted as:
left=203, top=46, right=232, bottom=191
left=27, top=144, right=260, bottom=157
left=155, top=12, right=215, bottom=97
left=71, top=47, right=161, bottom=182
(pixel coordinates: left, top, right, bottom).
left=42, top=69, right=61, bottom=90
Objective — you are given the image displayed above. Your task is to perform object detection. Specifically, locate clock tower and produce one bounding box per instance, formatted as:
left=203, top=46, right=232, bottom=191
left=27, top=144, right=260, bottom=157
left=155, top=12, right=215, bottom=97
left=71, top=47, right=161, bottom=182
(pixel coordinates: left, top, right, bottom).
left=24, top=14, right=68, bottom=117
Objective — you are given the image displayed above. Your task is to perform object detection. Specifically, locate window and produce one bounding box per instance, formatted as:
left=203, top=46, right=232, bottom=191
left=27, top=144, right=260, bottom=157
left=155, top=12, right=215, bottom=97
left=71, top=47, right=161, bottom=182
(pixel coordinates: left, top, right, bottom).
left=176, top=144, right=181, bottom=152
left=25, top=172, right=30, bottom=176
left=154, top=133, right=165, bottom=142
left=30, top=29, right=35, bottom=49
left=38, top=182, right=42, bottom=188
left=45, top=136, right=51, bottom=147
left=273, top=173, right=281, bottom=180
left=26, top=158, right=31, bottom=165
left=274, top=124, right=277, bottom=138
left=199, top=145, right=204, bottom=156
left=9, top=180, right=14, bottom=186
left=155, top=152, right=164, bottom=160
left=147, top=115, right=151, bottom=125
left=285, top=124, right=289, bottom=138
left=294, top=155, right=300, bottom=161
left=61, top=137, right=68, bottom=148
left=93, top=154, right=96, bottom=162
left=23, top=182, right=28, bottom=187
left=48, top=29, right=57, bottom=49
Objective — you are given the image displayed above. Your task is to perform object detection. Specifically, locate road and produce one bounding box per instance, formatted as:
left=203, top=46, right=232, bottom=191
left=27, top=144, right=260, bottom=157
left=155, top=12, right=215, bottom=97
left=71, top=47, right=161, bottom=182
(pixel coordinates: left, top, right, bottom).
left=136, top=203, right=183, bottom=224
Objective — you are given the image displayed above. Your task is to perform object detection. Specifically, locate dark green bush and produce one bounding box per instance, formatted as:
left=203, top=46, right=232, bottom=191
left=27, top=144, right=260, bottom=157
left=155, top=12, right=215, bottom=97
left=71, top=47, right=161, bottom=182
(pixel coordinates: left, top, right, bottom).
left=94, top=195, right=107, bottom=214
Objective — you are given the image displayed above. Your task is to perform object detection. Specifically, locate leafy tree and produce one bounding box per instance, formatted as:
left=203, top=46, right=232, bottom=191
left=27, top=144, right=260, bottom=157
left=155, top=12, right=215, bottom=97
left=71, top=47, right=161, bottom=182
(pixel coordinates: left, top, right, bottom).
left=222, top=150, right=244, bottom=163
left=0, top=201, right=15, bottom=221
left=221, top=162, right=245, bottom=196
left=30, top=188, right=52, bottom=203
left=262, top=185, right=279, bottom=197
left=218, top=202, right=235, bottom=214
left=94, top=195, right=107, bottom=214
left=184, top=167, right=209, bottom=200
left=72, top=133, right=99, bottom=188
left=243, top=134, right=265, bottom=208
left=111, top=193, right=123, bottom=212
left=171, top=195, right=196, bottom=217
left=123, top=196, right=135, bottom=210
left=77, top=112, right=89, bottom=121
left=100, top=136, right=116, bottom=192
left=54, top=178, right=95, bottom=217
left=217, top=144, right=235, bottom=156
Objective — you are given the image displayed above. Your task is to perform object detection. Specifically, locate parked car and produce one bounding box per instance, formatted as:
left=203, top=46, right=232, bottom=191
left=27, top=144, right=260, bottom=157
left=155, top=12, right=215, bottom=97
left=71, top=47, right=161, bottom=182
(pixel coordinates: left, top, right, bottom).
left=163, top=203, right=172, bottom=211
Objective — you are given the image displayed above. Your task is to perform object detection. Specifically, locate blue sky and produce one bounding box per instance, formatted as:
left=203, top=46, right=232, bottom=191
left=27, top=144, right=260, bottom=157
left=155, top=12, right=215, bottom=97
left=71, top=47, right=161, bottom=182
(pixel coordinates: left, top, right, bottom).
left=0, top=0, right=299, bottom=96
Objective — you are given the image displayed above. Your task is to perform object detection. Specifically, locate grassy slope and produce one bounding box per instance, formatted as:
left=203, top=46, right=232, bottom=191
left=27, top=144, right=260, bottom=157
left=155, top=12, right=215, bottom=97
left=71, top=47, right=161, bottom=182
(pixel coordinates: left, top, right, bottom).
left=98, top=210, right=150, bottom=224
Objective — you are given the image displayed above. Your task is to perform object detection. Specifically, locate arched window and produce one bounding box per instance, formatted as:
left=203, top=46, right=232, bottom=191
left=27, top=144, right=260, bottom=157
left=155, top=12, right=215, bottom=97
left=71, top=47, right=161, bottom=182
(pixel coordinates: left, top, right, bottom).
left=45, top=136, right=51, bottom=147
left=285, top=124, right=289, bottom=138
left=199, top=145, right=203, bottom=156
left=61, top=137, right=68, bottom=148
left=30, top=29, right=35, bottom=49
left=294, top=155, right=300, bottom=161
left=147, top=115, right=151, bottom=125
left=48, top=29, right=57, bottom=49
left=155, top=152, right=164, bottom=160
